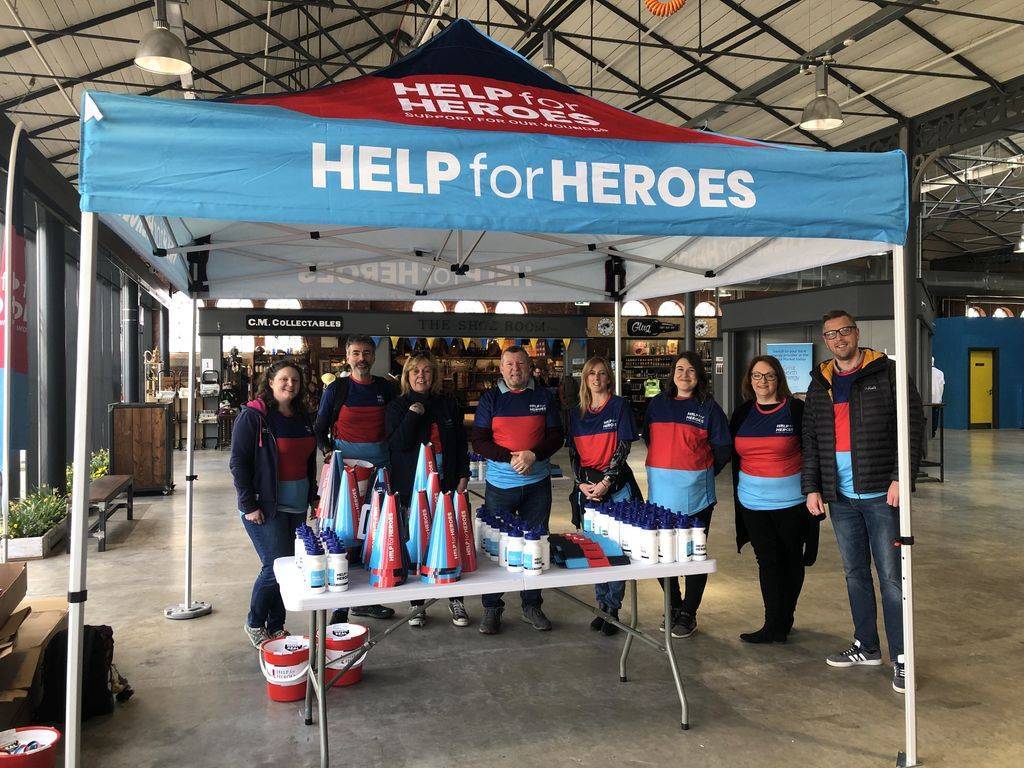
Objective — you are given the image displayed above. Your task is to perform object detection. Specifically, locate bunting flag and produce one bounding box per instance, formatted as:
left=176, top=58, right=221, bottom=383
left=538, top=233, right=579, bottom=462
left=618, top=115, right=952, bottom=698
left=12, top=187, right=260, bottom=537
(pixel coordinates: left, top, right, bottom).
left=563, top=338, right=573, bottom=350
left=444, top=336, right=456, bottom=346
left=462, top=337, right=472, bottom=349
left=546, top=338, right=557, bottom=350
left=371, top=335, right=382, bottom=347
left=390, top=335, right=401, bottom=349
left=479, top=338, right=489, bottom=350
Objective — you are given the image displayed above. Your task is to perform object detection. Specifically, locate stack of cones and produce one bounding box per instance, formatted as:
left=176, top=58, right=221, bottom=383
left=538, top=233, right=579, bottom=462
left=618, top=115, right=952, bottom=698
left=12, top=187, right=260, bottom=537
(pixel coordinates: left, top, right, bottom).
left=368, top=492, right=408, bottom=588
left=361, top=468, right=391, bottom=571
left=421, top=491, right=462, bottom=584
left=406, top=489, right=432, bottom=575
left=332, top=465, right=362, bottom=552
left=454, top=491, right=478, bottom=573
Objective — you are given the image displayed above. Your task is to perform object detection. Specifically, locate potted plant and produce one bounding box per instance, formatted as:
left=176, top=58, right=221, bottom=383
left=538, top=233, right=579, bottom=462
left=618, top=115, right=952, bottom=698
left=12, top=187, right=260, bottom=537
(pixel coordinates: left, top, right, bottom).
left=3, top=488, right=69, bottom=559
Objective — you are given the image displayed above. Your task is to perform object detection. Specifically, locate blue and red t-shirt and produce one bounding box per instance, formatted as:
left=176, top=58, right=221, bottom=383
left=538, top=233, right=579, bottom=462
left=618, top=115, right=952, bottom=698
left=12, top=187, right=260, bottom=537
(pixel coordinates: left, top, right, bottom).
left=645, top=394, right=730, bottom=515
left=266, top=409, right=315, bottom=513
left=734, top=399, right=803, bottom=510
left=474, top=382, right=559, bottom=489
left=569, top=395, right=637, bottom=472
left=333, top=378, right=389, bottom=466
left=832, top=364, right=885, bottom=500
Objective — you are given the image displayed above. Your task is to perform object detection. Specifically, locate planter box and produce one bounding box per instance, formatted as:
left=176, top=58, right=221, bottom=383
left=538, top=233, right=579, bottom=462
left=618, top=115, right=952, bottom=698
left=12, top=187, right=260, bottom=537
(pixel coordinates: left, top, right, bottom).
left=6, top=517, right=68, bottom=560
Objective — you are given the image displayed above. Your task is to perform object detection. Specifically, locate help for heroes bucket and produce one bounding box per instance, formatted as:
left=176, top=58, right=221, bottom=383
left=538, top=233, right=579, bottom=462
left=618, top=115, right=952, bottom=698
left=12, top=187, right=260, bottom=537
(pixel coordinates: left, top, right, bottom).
left=324, top=623, right=368, bottom=687
left=259, top=636, right=309, bottom=702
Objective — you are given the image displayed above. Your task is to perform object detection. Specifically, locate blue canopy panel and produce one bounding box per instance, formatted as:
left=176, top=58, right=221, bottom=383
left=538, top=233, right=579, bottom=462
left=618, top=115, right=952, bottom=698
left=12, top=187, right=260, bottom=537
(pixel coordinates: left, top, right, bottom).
left=78, top=19, right=907, bottom=301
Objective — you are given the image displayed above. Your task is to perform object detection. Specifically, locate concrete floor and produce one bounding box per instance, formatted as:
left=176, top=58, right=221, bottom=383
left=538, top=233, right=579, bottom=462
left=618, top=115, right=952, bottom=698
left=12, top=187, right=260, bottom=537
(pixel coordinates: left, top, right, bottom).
left=25, top=430, right=1023, bottom=768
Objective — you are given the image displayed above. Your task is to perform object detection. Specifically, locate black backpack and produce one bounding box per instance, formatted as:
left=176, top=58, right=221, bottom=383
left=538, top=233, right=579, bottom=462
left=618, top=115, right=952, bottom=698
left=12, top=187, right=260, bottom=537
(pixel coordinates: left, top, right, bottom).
left=35, top=625, right=133, bottom=724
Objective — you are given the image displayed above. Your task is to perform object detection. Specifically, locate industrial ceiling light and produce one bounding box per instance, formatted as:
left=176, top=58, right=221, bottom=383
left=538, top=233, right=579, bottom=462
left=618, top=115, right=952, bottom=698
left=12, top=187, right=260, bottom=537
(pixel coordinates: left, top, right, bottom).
left=135, top=0, right=192, bottom=76
left=800, top=63, right=844, bottom=132
left=541, top=29, right=568, bottom=85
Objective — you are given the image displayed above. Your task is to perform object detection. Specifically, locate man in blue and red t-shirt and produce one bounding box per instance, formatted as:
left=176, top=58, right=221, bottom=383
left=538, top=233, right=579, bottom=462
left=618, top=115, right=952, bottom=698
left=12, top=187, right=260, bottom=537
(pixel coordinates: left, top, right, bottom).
left=314, top=335, right=396, bottom=622
left=473, top=346, right=563, bottom=635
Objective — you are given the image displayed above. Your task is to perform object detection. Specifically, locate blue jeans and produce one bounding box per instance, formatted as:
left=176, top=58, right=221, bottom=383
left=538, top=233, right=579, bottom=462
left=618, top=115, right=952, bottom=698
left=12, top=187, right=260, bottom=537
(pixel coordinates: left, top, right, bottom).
left=830, top=494, right=903, bottom=660
left=482, top=479, right=552, bottom=609
left=583, top=483, right=632, bottom=612
left=242, top=511, right=303, bottom=633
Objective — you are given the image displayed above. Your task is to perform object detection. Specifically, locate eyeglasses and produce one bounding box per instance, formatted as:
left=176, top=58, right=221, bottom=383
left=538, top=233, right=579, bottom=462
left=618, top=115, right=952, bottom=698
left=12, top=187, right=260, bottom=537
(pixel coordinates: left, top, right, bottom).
left=751, top=372, right=777, bottom=382
left=823, top=325, right=857, bottom=340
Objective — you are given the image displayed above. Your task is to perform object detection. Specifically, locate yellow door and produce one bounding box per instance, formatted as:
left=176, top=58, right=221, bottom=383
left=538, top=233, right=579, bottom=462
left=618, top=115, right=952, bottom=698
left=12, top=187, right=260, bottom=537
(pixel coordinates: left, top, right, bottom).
left=969, top=350, right=994, bottom=426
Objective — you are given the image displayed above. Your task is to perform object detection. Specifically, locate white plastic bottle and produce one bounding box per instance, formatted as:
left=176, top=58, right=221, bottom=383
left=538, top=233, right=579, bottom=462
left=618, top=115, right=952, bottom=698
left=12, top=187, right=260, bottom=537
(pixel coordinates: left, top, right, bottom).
left=294, top=532, right=305, bottom=573
left=676, top=516, right=692, bottom=562
left=540, top=531, right=551, bottom=571
left=620, top=515, right=633, bottom=558
left=658, top=517, right=676, bottom=563
left=498, top=524, right=510, bottom=568
left=607, top=507, right=621, bottom=544
left=305, top=552, right=327, bottom=594
left=583, top=506, right=596, bottom=534
left=327, top=552, right=349, bottom=592
left=522, top=530, right=543, bottom=576
left=638, top=521, right=658, bottom=564
left=691, top=521, right=708, bottom=561
left=506, top=527, right=524, bottom=573
left=478, top=460, right=487, bottom=484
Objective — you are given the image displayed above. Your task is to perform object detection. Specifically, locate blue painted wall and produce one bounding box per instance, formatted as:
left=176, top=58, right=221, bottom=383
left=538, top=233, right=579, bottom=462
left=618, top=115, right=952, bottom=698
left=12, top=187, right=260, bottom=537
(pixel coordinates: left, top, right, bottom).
left=933, top=317, right=1024, bottom=429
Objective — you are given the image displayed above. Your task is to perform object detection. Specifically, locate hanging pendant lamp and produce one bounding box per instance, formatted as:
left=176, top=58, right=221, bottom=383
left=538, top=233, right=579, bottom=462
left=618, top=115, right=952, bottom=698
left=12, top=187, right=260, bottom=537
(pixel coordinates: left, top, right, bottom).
left=541, top=29, right=568, bottom=85
left=800, top=63, right=844, bottom=132
left=135, top=0, right=192, bottom=76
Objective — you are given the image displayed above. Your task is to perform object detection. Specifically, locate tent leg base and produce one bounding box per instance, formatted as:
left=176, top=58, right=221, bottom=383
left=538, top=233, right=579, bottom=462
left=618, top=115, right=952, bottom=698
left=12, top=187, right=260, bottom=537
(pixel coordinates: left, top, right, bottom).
left=164, top=601, right=213, bottom=620
left=897, top=751, right=919, bottom=767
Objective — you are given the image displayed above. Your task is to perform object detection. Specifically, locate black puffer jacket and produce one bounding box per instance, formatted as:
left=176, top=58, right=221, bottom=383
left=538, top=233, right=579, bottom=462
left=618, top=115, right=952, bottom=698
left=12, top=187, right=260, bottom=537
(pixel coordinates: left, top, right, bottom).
left=801, top=349, right=924, bottom=502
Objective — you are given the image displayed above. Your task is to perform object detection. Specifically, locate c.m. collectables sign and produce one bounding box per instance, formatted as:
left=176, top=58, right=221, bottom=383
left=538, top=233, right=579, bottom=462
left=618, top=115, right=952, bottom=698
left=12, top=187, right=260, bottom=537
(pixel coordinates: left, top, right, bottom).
left=246, top=314, right=343, bottom=332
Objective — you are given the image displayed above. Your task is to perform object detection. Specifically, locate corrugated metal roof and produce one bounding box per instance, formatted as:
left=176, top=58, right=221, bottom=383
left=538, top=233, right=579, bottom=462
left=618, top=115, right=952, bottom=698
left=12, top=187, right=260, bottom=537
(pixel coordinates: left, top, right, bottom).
left=0, top=0, right=1021, bottom=266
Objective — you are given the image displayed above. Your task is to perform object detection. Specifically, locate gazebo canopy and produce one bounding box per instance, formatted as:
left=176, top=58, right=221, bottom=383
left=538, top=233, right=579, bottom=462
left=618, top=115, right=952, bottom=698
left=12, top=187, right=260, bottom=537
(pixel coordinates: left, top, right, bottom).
left=79, top=19, right=907, bottom=302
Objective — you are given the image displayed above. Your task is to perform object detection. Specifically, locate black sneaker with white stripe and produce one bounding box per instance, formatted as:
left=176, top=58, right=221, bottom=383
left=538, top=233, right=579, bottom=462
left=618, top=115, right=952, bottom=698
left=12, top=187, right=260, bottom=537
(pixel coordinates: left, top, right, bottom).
left=892, top=655, right=906, bottom=693
left=826, top=639, right=883, bottom=667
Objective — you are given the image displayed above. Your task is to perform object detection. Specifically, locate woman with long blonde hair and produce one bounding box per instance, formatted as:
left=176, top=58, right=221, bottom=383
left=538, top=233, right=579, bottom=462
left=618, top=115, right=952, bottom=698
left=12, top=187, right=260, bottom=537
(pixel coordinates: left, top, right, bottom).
left=567, top=356, right=641, bottom=635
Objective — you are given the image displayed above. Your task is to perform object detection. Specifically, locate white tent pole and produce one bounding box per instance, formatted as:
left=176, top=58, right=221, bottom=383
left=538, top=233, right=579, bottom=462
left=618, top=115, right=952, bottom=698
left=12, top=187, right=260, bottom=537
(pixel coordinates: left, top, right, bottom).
left=165, top=296, right=212, bottom=620
left=891, top=243, right=918, bottom=767
left=65, top=210, right=98, bottom=768
left=613, top=298, right=622, bottom=396
left=1, top=120, right=24, bottom=564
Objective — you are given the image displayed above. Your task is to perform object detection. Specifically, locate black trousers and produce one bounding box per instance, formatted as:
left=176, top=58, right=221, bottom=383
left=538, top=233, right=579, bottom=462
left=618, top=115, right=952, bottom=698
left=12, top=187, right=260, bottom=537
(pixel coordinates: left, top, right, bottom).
left=661, top=505, right=714, bottom=616
left=740, top=503, right=806, bottom=632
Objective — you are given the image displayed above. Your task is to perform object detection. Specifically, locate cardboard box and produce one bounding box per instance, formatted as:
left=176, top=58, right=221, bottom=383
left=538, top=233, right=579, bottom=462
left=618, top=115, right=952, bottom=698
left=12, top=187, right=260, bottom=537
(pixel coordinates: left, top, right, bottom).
left=0, top=597, right=68, bottom=728
left=0, top=565, right=27, bottom=629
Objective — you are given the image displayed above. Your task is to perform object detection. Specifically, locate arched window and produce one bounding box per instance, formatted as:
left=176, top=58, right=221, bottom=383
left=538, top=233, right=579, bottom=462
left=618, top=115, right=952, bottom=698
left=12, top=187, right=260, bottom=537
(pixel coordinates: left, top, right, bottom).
left=657, top=300, right=684, bottom=316
left=411, top=300, right=446, bottom=312
left=265, top=299, right=302, bottom=310
left=620, top=300, right=649, bottom=316
left=992, top=307, right=1012, bottom=318
left=695, top=301, right=718, bottom=317
left=494, top=301, right=527, bottom=315
left=454, top=300, right=487, bottom=313
left=168, top=294, right=204, bottom=353
left=965, top=305, right=986, bottom=318
left=215, top=299, right=254, bottom=309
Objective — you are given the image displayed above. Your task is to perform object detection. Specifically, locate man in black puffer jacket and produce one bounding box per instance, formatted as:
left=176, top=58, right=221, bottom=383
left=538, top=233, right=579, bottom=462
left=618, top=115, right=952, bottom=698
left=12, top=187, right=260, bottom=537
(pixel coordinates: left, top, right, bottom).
left=802, top=310, right=923, bottom=695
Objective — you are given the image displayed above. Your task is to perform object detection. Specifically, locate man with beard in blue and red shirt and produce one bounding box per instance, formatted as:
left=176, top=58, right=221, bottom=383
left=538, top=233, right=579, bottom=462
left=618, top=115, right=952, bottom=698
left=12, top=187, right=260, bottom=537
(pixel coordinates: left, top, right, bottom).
left=473, top=346, right=563, bottom=635
left=314, top=335, right=396, bottom=624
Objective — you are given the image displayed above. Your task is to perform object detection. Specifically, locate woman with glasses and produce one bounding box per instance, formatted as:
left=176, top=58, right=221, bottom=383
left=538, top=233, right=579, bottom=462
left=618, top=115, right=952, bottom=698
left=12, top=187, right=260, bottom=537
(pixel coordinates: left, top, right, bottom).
left=644, top=351, right=731, bottom=639
left=729, top=355, right=818, bottom=644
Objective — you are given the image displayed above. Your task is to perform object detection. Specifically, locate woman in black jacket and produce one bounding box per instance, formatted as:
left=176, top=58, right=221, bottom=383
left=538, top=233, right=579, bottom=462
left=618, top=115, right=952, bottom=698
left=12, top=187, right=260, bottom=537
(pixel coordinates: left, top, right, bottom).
left=729, top=355, right=819, bottom=644
left=385, top=352, right=471, bottom=629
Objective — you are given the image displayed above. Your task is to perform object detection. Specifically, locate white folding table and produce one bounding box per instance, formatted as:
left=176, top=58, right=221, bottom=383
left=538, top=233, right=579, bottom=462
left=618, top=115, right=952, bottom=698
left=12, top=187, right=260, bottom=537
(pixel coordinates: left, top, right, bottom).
left=275, top=554, right=717, bottom=768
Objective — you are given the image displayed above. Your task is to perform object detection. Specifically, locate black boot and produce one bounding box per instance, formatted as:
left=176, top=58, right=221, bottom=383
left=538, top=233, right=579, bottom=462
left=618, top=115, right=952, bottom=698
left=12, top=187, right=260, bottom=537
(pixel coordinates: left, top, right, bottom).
left=601, top=609, right=620, bottom=636
left=590, top=604, right=606, bottom=631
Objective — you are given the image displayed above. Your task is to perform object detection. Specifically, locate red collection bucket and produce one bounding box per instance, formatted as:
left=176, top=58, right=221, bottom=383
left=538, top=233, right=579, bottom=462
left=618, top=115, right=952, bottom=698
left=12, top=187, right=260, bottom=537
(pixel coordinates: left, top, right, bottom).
left=259, top=636, right=309, bottom=702
left=325, top=623, right=368, bottom=687
left=343, top=459, right=375, bottom=499
left=0, top=727, right=61, bottom=767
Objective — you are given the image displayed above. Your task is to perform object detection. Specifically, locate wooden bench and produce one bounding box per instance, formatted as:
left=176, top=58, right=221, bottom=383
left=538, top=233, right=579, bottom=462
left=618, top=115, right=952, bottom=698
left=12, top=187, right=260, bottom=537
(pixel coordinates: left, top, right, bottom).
left=67, top=475, right=134, bottom=553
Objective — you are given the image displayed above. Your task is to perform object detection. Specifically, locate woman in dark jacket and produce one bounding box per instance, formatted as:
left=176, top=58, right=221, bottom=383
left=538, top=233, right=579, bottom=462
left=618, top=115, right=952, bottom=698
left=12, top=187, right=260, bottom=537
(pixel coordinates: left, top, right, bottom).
left=385, top=352, right=471, bottom=628
left=729, top=355, right=819, bottom=644
left=230, top=359, right=316, bottom=648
